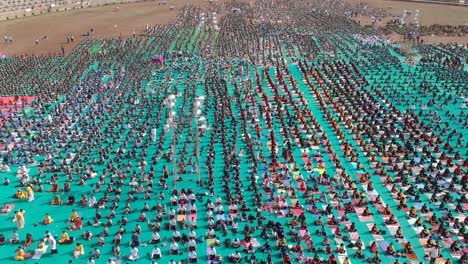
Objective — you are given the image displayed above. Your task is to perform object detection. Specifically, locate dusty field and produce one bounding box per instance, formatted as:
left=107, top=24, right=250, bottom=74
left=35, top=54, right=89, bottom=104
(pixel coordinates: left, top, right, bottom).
left=347, top=0, right=468, bottom=25
left=0, top=0, right=466, bottom=56
left=0, top=0, right=217, bottom=56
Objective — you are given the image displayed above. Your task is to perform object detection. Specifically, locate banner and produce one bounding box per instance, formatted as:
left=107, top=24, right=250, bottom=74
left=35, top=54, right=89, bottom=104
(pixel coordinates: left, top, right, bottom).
left=151, top=57, right=164, bottom=63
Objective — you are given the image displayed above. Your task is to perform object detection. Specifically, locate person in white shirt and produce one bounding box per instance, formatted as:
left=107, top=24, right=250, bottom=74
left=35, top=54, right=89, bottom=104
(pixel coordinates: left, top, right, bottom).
left=189, top=217, right=197, bottom=228
left=170, top=240, right=179, bottom=254
left=169, top=218, right=177, bottom=230
left=207, top=228, right=215, bottom=238
left=188, top=238, right=196, bottom=251
left=188, top=250, right=197, bottom=263
left=150, top=231, right=161, bottom=244
left=151, top=246, right=161, bottom=259
left=172, top=230, right=181, bottom=241
left=170, top=196, right=178, bottom=206
left=93, top=248, right=100, bottom=258
left=229, top=251, right=241, bottom=262
left=430, top=245, right=440, bottom=264
left=87, top=257, right=95, bottom=264
left=207, top=246, right=216, bottom=260
left=206, top=209, right=213, bottom=219
left=9, top=231, right=19, bottom=244
left=114, top=233, right=122, bottom=244
left=169, top=208, right=176, bottom=219
left=128, top=245, right=139, bottom=261
left=188, top=229, right=197, bottom=240
left=44, top=233, right=57, bottom=254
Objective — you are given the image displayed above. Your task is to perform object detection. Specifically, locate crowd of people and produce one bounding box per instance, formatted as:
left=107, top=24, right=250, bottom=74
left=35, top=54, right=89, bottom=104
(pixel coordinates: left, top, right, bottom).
left=0, top=0, right=466, bottom=264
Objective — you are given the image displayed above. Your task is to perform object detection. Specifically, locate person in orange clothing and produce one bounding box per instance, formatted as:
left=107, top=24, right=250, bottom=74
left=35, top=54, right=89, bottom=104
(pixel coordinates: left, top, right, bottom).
left=69, top=210, right=79, bottom=222
left=43, top=213, right=54, bottom=225
left=59, top=231, right=71, bottom=244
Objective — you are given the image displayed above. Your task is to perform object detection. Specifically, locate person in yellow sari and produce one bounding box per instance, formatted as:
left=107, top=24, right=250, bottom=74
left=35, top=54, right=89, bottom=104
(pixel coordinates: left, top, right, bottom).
left=73, top=243, right=84, bottom=258
left=59, top=231, right=70, bottom=244
left=50, top=195, right=63, bottom=205
left=15, top=246, right=25, bottom=260
left=15, top=189, right=27, bottom=199
left=26, top=185, right=34, bottom=203
left=13, top=210, right=25, bottom=230
left=43, top=214, right=53, bottom=225
left=69, top=210, right=78, bottom=222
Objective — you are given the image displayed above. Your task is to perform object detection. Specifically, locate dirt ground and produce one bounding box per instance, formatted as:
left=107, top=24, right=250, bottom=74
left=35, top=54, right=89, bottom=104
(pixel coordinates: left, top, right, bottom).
left=350, top=0, right=468, bottom=44
left=0, top=0, right=216, bottom=56
left=347, top=0, right=468, bottom=25
left=0, top=0, right=466, bottom=56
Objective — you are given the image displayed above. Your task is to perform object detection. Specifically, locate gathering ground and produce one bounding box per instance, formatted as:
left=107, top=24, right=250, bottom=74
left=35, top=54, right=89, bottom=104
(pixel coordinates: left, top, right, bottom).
left=0, top=0, right=467, bottom=56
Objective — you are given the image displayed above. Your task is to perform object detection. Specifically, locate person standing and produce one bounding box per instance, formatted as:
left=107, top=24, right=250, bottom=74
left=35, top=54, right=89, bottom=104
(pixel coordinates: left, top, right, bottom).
left=151, top=127, right=157, bottom=142
left=26, top=184, right=34, bottom=202
left=430, top=244, right=440, bottom=264
left=45, top=233, right=57, bottom=254
left=13, top=210, right=25, bottom=230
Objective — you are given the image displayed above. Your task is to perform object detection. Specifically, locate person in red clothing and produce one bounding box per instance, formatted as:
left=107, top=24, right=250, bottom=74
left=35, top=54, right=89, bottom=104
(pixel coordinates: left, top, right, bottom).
left=282, top=253, right=291, bottom=264
left=70, top=217, right=83, bottom=230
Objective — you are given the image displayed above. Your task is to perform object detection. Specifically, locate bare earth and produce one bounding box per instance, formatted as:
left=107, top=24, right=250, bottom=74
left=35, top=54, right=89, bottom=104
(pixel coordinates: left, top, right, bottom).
left=348, top=0, right=468, bottom=25
left=0, top=0, right=466, bottom=56
left=349, top=0, right=468, bottom=44
left=0, top=0, right=215, bottom=56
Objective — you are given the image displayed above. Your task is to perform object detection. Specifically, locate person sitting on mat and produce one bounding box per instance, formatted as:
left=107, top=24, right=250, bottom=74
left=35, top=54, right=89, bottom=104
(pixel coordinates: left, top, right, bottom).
left=43, top=213, right=53, bottom=225
left=414, top=217, right=423, bottom=227
left=362, top=207, right=372, bottom=216
left=337, top=243, right=345, bottom=254
left=69, top=217, right=83, bottom=230
left=408, top=207, right=417, bottom=218
left=112, top=245, right=120, bottom=257
left=357, top=198, right=366, bottom=207
left=59, top=231, right=71, bottom=244
left=420, top=226, right=430, bottom=238
left=450, top=241, right=460, bottom=253
left=231, top=237, right=241, bottom=248
left=73, top=243, right=85, bottom=258
left=346, top=223, right=356, bottom=232
left=395, top=227, right=404, bottom=239
left=188, top=250, right=197, bottom=263
left=383, top=205, right=391, bottom=215
left=69, top=210, right=79, bottom=222
left=9, top=231, right=19, bottom=244
left=404, top=242, right=414, bottom=254
left=386, top=214, right=397, bottom=225
left=374, top=195, right=382, bottom=205
left=15, top=246, right=26, bottom=260
left=49, top=194, right=63, bottom=205
left=169, top=240, right=179, bottom=254
left=355, top=247, right=365, bottom=259
left=67, top=193, right=75, bottom=205
left=24, top=233, right=33, bottom=248
left=334, top=228, right=342, bottom=238
left=387, top=243, right=395, bottom=255
left=427, top=237, right=437, bottom=248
